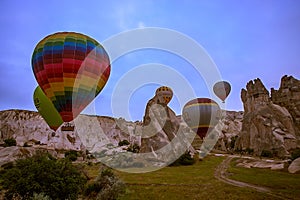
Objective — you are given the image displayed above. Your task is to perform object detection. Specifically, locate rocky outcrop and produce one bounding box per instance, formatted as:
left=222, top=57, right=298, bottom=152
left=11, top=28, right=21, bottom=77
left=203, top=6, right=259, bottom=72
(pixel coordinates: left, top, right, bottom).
left=214, top=110, right=243, bottom=152
left=271, top=75, right=300, bottom=135
left=235, top=158, right=286, bottom=170
left=235, top=77, right=298, bottom=158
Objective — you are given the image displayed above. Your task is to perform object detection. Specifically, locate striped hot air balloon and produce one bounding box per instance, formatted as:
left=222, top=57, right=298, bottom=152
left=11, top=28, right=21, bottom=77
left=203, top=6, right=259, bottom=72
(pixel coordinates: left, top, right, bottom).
left=182, top=98, right=221, bottom=139
left=31, top=32, right=110, bottom=122
left=155, top=86, right=173, bottom=105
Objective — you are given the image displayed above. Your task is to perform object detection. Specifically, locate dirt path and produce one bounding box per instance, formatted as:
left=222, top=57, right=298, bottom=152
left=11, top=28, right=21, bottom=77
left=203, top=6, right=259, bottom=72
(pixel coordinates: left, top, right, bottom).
left=214, top=156, right=288, bottom=199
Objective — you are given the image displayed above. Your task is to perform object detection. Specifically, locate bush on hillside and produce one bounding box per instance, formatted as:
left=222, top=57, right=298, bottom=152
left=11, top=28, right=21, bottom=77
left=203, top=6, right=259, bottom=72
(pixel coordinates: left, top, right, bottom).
left=127, top=143, right=140, bottom=153
left=4, top=138, right=16, bottom=147
left=260, top=149, right=273, bottom=158
left=170, top=152, right=196, bottom=166
left=291, top=148, right=300, bottom=161
left=118, top=140, right=130, bottom=146
left=65, top=150, right=78, bottom=161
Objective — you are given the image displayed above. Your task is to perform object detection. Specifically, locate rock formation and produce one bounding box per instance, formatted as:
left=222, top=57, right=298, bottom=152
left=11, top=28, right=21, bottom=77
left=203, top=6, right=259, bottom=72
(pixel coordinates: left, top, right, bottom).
left=140, top=94, right=196, bottom=160
left=271, top=75, right=300, bottom=135
left=235, top=77, right=298, bottom=158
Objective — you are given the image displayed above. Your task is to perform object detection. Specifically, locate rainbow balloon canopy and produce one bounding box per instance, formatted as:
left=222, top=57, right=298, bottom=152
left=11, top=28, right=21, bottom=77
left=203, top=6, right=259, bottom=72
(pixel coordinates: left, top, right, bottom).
left=32, top=32, right=110, bottom=122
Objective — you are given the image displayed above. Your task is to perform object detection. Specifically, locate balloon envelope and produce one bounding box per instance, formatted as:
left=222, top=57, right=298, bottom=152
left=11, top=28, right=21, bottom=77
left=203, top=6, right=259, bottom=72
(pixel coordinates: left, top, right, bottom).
left=213, top=81, right=231, bottom=102
left=182, top=98, right=220, bottom=139
left=31, top=32, right=110, bottom=122
left=155, top=86, right=173, bottom=105
left=33, top=86, right=63, bottom=131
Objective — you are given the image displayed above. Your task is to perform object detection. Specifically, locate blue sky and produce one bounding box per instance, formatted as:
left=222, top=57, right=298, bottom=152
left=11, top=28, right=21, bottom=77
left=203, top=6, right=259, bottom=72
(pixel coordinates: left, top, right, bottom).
left=0, top=0, right=299, bottom=121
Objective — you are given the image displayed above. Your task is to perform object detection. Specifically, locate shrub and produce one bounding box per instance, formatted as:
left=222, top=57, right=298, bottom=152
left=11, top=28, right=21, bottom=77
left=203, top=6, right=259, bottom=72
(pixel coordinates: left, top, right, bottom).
left=65, top=150, right=78, bottom=161
left=0, top=152, right=87, bottom=200
left=84, top=167, right=125, bottom=200
left=230, top=136, right=238, bottom=149
left=245, top=148, right=254, bottom=155
left=118, top=140, right=130, bottom=146
left=4, top=138, right=16, bottom=147
left=170, top=152, right=196, bottom=166
left=31, top=193, right=51, bottom=200
left=261, top=149, right=273, bottom=158
left=127, top=143, right=140, bottom=153
left=291, top=148, right=300, bottom=161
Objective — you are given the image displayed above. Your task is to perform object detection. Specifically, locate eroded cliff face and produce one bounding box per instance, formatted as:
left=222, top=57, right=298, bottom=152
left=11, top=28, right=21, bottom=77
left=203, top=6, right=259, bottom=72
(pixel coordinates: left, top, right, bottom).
left=235, top=77, right=299, bottom=158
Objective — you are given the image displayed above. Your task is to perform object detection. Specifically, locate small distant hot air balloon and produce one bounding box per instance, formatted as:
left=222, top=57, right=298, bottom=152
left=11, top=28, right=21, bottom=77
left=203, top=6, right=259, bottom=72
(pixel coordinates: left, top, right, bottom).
left=31, top=32, right=110, bottom=122
left=182, top=98, right=221, bottom=139
left=213, top=81, right=231, bottom=103
left=155, top=86, right=173, bottom=105
left=33, top=86, right=63, bottom=131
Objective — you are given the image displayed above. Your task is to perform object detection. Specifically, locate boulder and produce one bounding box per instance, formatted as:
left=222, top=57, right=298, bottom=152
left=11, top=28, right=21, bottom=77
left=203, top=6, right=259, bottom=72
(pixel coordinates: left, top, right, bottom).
left=288, top=157, right=300, bottom=173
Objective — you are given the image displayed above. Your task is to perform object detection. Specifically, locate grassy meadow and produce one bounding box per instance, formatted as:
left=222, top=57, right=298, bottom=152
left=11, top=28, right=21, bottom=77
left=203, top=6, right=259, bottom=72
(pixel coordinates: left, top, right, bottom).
left=85, top=155, right=300, bottom=200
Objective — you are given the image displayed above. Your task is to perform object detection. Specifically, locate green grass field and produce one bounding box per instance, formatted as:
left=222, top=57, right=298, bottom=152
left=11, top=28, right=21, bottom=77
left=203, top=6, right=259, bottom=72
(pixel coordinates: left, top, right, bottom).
left=85, top=155, right=299, bottom=199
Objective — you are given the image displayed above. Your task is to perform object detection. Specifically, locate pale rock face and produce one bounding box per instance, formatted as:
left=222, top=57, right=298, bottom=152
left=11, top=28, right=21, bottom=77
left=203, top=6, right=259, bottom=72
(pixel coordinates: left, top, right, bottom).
left=0, top=110, right=144, bottom=166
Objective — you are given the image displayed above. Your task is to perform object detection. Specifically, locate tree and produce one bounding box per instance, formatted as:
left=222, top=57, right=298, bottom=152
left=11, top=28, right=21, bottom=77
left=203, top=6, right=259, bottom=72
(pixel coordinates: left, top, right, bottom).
left=0, top=152, right=87, bottom=200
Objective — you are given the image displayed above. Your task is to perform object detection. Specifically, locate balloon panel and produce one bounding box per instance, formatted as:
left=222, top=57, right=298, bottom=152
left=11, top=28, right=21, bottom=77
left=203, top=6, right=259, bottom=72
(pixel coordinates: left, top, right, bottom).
left=33, top=86, right=63, bottom=131
left=32, top=32, right=111, bottom=122
left=213, top=81, right=231, bottom=102
left=182, top=98, right=220, bottom=139
left=155, top=86, right=173, bottom=104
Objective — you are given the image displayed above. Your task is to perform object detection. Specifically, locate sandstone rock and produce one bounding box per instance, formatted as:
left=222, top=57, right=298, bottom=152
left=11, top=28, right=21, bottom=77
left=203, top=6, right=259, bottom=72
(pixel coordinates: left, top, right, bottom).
left=236, top=78, right=298, bottom=158
left=288, top=157, right=300, bottom=173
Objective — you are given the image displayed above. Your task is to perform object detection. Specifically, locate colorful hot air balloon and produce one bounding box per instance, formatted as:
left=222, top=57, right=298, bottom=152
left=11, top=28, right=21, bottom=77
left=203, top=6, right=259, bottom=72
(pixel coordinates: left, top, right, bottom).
left=213, top=81, right=231, bottom=103
left=33, top=86, right=63, bottom=131
left=182, top=98, right=221, bottom=139
left=155, top=86, right=173, bottom=105
left=31, top=32, right=110, bottom=122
